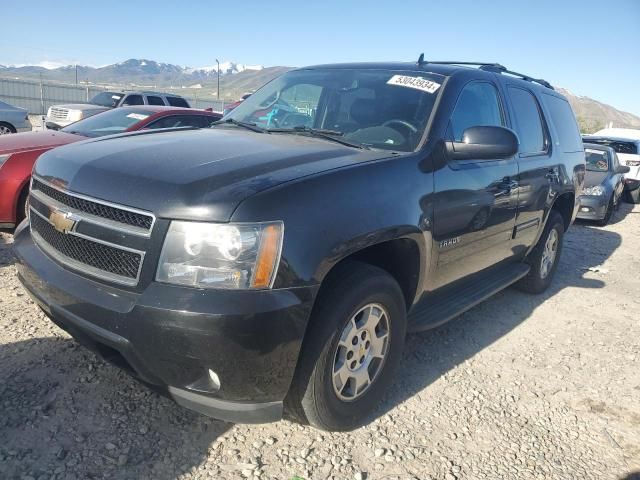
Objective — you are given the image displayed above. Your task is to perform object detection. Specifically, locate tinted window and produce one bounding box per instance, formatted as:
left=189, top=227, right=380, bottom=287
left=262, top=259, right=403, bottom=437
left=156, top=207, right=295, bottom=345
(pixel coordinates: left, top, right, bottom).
left=146, top=115, right=211, bottom=129
left=508, top=87, right=546, bottom=154
left=166, top=96, right=190, bottom=108
left=584, top=139, right=638, bottom=155
left=542, top=94, right=582, bottom=152
left=122, top=94, right=144, bottom=106
left=450, top=82, right=503, bottom=141
left=90, top=92, right=123, bottom=107
left=147, top=96, right=165, bottom=106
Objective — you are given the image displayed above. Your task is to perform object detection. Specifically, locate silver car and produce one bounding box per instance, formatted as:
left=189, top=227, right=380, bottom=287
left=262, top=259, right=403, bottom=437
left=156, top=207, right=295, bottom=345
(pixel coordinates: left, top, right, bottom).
left=0, top=100, right=31, bottom=134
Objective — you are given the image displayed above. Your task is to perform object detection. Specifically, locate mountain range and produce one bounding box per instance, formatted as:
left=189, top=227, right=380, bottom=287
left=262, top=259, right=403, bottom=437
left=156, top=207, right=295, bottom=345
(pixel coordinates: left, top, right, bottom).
left=1, top=59, right=639, bottom=132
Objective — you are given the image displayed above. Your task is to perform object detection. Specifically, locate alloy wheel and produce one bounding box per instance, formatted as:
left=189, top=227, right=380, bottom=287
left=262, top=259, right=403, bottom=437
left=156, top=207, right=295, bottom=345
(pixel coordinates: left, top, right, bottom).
left=540, top=228, right=559, bottom=279
left=332, top=303, right=390, bottom=401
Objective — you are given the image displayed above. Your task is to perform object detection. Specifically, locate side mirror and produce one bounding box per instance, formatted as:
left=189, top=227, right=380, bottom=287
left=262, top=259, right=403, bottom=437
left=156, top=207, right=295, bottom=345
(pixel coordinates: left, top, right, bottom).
left=617, top=165, right=631, bottom=174
left=446, top=126, right=519, bottom=161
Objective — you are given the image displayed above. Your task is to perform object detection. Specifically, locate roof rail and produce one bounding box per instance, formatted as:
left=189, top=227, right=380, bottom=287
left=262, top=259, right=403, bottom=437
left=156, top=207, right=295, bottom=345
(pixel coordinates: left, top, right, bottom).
left=478, top=64, right=554, bottom=90
left=414, top=54, right=554, bottom=90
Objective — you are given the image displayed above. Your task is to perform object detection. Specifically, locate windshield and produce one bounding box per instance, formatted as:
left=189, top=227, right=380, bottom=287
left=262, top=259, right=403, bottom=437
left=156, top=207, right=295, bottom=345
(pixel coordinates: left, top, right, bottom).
left=61, top=108, right=151, bottom=137
left=585, top=148, right=610, bottom=172
left=584, top=139, right=638, bottom=155
left=223, top=69, right=444, bottom=151
left=90, top=91, right=124, bottom=107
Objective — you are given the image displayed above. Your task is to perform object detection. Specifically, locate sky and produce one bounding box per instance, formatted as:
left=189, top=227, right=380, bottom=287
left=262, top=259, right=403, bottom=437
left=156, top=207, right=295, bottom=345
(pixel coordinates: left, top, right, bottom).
left=3, top=0, right=640, bottom=116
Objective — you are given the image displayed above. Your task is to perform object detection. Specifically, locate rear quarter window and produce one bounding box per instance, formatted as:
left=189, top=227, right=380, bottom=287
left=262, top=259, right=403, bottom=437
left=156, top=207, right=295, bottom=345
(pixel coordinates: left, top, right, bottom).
left=166, top=97, right=190, bottom=108
left=542, top=94, right=583, bottom=152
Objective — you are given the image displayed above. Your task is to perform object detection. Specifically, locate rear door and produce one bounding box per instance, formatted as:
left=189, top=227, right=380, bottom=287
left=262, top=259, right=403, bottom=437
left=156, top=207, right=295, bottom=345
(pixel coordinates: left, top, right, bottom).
left=506, top=86, right=555, bottom=254
left=432, top=80, right=519, bottom=288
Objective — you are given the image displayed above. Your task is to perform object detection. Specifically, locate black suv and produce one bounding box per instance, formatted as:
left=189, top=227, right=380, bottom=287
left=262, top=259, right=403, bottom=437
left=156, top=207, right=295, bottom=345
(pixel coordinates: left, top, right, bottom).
left=14, top=57, right=585, bottom=431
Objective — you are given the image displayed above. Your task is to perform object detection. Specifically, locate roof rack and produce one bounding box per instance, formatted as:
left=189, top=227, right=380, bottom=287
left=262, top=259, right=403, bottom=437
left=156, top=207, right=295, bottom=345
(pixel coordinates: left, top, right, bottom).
left=415, top=54, right=554, bottom=90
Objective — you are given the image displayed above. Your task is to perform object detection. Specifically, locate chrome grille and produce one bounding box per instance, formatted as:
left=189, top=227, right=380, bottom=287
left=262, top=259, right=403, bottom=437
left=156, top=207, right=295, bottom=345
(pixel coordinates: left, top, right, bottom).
left=28, top=176, right=152, bottom=286
left=48, top=107, right=69, bottom=121
left=31, top=213, right=142, bottom=280
left=31, top=178, right=154, bottom=232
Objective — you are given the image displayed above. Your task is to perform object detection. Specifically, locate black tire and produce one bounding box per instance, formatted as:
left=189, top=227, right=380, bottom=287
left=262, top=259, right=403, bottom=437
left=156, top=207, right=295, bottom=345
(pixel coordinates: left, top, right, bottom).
left=0, top=122, right=17, bottom=135
left=15, top=184, right=30, bottom=226
left=596, top=196, right=614, bottom=227
left=515, top=210, right=564, bottom=294
left=623, top=187, right=640, bottom=204
left=285, top=261, right=407, bottom=431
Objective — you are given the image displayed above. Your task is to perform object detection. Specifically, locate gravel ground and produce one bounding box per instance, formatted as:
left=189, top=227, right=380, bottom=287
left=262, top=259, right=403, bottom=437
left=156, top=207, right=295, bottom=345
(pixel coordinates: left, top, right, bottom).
left=1, top=204, right=639, bottom=480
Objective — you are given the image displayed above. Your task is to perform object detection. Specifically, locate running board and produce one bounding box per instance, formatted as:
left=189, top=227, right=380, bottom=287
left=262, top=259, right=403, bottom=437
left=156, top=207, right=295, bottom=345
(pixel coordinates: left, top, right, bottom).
left=407, top=263, right=530, bottom=332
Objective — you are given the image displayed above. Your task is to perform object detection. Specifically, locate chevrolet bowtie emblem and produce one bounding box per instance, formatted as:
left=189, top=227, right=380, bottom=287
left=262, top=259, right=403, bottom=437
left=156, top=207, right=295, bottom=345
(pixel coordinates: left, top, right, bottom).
left=49, top=209, right=77, bottom=234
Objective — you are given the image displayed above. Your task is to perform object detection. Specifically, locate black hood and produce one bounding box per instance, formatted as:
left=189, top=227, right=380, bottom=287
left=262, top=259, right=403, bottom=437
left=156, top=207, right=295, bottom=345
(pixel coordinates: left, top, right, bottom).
left=34, top=128, right=390, bottom=221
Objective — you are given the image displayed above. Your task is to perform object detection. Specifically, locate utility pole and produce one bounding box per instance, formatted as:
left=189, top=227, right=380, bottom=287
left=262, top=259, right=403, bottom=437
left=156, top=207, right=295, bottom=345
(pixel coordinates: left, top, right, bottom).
left=215, top=58, right=220, bottom=100
left=75, top=64, right=78, bottom=85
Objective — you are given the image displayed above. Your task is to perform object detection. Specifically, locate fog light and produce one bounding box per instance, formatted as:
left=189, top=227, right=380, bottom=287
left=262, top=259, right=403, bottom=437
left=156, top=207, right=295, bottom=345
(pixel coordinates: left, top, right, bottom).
left=580, top=207, right=591, bottom=212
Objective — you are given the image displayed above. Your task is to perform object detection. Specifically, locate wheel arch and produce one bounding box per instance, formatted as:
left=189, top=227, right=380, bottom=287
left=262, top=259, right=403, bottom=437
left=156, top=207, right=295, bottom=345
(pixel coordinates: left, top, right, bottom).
left=314, top=229, right=426, bottom=312
left=551, top=191, right=575, bottom=231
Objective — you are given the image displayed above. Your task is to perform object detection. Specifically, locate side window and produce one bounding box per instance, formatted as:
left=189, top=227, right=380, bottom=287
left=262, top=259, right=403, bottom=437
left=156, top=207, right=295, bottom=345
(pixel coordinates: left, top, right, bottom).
left=508, top=87, right=546, bottom=155
left=542, top=93, right=582, bottom=152
left=449, top=82, right=504, bottom=141
left=122, top=94, right=144, bottom=106
left=147, top=95, right=165, bottom=106
left=146, top=115, right=208, bottom=129
left=166, top=96, right=190, bottom=108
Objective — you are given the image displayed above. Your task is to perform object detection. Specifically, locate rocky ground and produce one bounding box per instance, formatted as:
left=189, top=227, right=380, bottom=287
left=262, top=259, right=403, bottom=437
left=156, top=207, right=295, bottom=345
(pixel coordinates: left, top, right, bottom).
left=1, top=205, right=639, bottom=480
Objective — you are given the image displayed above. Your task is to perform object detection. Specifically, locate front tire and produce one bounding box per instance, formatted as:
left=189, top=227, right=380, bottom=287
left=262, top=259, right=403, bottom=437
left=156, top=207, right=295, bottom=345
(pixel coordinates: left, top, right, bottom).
left=515, top=210, right=564, bottom=294
left=286, top=262, right=407, bottom=431
left=596, top=196, right=614, bottom=227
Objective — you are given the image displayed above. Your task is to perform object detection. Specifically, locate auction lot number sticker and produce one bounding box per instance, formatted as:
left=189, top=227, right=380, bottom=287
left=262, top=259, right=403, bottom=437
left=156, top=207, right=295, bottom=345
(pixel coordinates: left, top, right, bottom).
left=387, top=75, right=441, bottom=94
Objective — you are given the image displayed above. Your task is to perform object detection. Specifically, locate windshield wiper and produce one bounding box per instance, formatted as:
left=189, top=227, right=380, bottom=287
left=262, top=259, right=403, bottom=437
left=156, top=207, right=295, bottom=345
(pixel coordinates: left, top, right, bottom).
left=269, top=126, right=369, bottom=150
left=212, top=118, right=267, bottom=133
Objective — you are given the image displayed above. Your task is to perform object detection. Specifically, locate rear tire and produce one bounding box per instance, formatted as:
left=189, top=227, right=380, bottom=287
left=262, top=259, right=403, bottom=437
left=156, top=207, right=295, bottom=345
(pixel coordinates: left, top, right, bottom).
left=286, top=262, right=407, bottom=431
left=0, top=122, right=16, bottom=135
left=515, top=210, right=564, bottom=294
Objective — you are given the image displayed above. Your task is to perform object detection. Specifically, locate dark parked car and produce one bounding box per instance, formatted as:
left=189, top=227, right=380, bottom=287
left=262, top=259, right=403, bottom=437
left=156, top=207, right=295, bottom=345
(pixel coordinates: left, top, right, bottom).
left=577, top=143, right=629, bottom=225
left=14, top=58, right=584, bottom=431
left=581, top=133, right=640, bottom=204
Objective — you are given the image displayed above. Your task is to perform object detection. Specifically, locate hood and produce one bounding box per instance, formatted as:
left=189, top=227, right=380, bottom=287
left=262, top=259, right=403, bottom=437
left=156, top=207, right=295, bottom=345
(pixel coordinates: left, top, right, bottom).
left=584, top=170, right=610, bottom=187
left=52, top=104, right=110, bottom=112
left=33, top=128, right=391, bottom=221
left=0, top=130, right=82, bottom=155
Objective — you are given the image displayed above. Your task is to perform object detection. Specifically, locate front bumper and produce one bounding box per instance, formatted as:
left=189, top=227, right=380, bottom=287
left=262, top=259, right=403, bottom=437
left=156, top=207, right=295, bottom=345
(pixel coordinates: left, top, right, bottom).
left=13, top=225, right=318, bottom=423
left=576, top=195, right=608, bottom=220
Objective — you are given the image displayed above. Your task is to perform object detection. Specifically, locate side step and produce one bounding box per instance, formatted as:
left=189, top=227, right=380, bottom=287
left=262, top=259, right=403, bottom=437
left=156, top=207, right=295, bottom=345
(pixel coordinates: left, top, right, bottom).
left=407, top=263, right=530, bottom=332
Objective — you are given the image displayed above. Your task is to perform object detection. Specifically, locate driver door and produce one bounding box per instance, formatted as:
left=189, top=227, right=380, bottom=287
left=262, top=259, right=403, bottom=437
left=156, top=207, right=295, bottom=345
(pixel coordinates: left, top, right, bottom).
left=432, top=80, right=519, bottom=288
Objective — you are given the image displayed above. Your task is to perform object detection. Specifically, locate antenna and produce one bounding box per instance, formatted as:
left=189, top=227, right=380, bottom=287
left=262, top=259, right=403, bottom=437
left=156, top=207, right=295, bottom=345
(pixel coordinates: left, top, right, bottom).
left=417, top=53, right=426, bottom=66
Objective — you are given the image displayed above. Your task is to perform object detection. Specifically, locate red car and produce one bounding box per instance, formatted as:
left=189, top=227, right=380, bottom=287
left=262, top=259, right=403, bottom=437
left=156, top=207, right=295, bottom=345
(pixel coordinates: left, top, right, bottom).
left=0, top=106, right=221, bottom=229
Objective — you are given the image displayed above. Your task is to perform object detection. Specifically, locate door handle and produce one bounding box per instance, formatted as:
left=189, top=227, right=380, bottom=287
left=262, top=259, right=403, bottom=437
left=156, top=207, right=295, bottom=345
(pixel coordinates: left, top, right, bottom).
left=494, top=177, right=519, bottom=197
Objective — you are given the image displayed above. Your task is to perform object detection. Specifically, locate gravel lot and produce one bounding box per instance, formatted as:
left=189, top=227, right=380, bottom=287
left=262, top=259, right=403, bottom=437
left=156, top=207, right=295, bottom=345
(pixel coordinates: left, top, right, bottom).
left=1, top=205, right=639, bottom=480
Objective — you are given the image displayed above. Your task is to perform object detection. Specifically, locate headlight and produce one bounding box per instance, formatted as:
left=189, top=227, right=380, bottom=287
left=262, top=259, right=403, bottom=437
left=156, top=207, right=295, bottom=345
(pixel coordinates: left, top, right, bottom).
left=156, top=221, right=283, bottom=289
left=582, top=185, right=605, bottom=196
left=0, top=154, right=10, bottom=168
left=68, top=110, right=84, bottom=122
